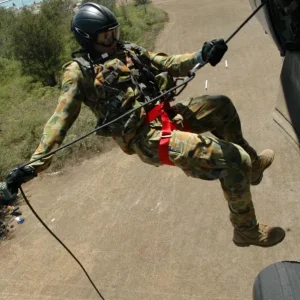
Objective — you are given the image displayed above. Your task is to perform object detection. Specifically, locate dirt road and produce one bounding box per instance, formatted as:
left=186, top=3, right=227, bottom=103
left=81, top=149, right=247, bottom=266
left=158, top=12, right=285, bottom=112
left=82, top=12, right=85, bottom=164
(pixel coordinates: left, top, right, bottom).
left=1, top=1, right=300, bottom=299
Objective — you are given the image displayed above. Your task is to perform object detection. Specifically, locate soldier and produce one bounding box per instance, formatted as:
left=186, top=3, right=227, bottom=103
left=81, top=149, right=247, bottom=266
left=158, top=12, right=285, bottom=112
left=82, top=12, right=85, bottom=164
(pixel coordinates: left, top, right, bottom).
left=6, top=2, right=285, bottom=247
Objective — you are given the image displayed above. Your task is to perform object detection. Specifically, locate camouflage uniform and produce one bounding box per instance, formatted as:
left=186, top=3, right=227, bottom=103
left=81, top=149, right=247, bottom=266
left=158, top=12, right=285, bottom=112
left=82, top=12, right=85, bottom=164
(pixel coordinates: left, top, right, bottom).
left=29, top=45, right=258, bottom=229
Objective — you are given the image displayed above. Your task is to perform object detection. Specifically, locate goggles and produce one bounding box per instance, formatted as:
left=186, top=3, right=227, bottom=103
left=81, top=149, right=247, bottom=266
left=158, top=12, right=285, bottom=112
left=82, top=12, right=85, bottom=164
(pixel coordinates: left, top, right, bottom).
left=95, top=27, right=120, bottom=47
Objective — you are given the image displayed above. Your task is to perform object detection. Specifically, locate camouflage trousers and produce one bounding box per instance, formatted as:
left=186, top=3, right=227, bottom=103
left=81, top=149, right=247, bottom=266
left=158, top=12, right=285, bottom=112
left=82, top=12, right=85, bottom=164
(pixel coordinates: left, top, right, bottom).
left=131, top=95, right=258, bottom=228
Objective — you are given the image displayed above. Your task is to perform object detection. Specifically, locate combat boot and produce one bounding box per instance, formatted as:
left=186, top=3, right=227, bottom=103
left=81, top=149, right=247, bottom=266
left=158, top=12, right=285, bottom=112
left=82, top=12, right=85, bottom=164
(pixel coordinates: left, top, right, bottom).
left=233, top=223, right=285, bottom=247
left=251, top=149, right=275, bottom=185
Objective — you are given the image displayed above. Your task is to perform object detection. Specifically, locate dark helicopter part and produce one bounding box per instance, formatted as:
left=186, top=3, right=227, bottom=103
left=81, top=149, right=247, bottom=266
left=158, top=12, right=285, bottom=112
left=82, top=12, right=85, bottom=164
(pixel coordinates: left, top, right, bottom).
left=253, top=261, right=300, bottom=300
left=250, top=0, right=300, bottom=147
left=263, top=0, right=300, bottom=56
left=274, top=50, right=300, bottom=147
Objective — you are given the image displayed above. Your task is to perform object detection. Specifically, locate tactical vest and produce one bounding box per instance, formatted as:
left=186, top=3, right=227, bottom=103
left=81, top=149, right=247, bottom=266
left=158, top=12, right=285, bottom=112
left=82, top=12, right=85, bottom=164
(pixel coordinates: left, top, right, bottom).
left=72, top=42, right=175, bottom=137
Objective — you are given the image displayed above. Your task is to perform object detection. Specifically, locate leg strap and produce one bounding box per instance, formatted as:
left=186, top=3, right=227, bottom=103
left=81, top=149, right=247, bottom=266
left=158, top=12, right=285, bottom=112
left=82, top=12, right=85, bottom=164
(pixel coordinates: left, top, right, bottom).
left=145, top=102, right=189, bottom=165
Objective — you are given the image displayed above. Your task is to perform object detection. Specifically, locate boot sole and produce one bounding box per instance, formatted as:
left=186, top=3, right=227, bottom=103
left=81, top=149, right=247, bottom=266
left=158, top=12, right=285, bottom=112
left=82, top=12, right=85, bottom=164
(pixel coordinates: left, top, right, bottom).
left=233, top=230, right=286, bottom=247
left=251, top=154, right=275, bottom=186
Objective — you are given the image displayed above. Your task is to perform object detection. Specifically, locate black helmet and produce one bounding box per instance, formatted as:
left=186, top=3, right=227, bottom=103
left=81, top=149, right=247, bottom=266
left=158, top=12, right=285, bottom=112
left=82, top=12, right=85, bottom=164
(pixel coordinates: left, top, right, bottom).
left=71, top=2, right=119, bottom=50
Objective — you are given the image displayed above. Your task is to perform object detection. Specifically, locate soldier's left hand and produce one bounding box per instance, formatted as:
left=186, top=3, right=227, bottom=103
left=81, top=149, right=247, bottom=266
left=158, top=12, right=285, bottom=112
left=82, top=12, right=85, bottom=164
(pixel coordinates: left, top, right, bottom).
left=6, top=166, right=37, bottom=194
left=201, top=39, right=228, bottom=66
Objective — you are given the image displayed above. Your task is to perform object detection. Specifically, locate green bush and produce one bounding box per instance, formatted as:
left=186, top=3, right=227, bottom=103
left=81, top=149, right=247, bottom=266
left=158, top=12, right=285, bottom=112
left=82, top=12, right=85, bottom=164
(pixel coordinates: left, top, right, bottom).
left=117, top=3, right=167, bottom=50
left=134, top=0, right=151, bottom=5
left=10, top=0, right=76, bottom=86
left=0, top=8, right=16, bottom=59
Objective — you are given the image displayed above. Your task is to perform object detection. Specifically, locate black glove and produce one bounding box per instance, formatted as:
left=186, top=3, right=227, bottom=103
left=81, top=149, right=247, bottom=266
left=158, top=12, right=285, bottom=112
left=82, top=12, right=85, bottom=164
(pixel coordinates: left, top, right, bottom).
left=0, top=182, right=17, bottom=205
left=201, top=39, right=228, bottom=66
left=6, top=166, right=37, bottom=194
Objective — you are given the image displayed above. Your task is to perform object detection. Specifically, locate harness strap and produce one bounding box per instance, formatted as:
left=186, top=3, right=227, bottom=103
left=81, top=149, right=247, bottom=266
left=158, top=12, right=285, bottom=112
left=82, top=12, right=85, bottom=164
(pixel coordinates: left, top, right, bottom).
left=145, top=101, right=190, bottom=166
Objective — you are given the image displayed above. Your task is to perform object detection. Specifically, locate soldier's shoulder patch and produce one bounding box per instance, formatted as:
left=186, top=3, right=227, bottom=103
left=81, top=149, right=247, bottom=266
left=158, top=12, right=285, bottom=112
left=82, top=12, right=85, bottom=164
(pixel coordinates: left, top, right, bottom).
left=62, top=84, right=70, bottom=93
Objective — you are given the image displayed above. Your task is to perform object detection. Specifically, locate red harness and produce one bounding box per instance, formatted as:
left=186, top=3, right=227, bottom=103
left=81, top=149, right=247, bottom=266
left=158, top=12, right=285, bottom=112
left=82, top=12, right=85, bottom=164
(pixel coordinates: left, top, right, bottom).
left=144, top=101, right=190, bottom=165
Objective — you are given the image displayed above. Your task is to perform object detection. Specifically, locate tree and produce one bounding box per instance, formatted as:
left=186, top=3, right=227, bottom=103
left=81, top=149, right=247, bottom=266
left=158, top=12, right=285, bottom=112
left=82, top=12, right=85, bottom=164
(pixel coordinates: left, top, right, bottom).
left=40, top=0, right=73, bottom=28
left=0, top=8, right=16, bottom=59
left=11, top=9, right=64, bottom=86
left=39, top=0, right=76, bottom=70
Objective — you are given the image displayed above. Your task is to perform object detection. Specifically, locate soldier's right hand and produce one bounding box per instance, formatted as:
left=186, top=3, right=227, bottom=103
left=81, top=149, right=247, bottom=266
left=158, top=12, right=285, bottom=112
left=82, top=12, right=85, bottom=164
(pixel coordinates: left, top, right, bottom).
left=6, top=166, right=37, bottom=194
left=201, top=39, right=228, bottom=66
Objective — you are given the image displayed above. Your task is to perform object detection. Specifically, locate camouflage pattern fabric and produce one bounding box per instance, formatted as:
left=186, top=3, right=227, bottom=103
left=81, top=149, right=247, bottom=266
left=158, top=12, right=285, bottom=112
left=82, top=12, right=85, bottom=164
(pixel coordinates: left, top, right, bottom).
left=168, top=132, right=256, bottom=228
left=29, top=44, right=258, bottom=228
left=175, top=96, right=258, bottom=227
left=130, top=95, right=258, bottom=228
left=173, top=96, right=258, bottom=161
left=29, top=46, right=198, bottom=172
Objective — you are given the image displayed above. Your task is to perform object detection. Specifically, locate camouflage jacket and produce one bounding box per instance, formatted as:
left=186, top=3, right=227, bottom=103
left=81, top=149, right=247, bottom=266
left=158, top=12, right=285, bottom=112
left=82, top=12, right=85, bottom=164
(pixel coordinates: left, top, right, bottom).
left=29, top=44, right=199, bottom=173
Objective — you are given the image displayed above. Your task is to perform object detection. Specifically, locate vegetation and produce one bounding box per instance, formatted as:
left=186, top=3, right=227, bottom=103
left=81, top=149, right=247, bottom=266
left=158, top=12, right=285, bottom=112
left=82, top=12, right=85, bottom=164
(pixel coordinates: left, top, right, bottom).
left=134, top=0, right=151, bottom=5
left=0, top=0, right=168, bottom=180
